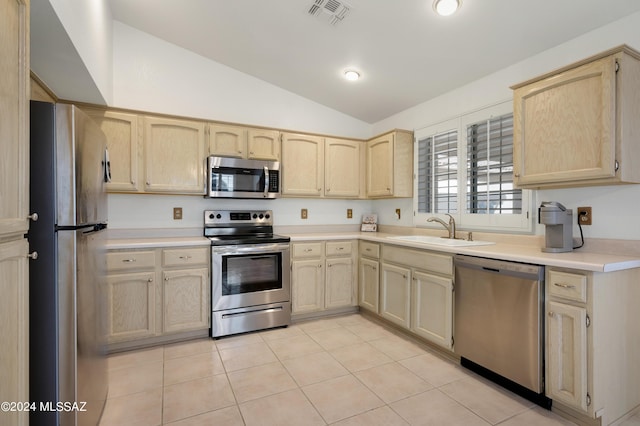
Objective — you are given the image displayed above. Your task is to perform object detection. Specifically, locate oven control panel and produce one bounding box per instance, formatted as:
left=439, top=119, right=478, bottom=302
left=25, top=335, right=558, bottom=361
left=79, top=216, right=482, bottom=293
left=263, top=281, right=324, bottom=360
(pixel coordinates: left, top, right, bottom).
left=204, top=210, right=273, bottom=227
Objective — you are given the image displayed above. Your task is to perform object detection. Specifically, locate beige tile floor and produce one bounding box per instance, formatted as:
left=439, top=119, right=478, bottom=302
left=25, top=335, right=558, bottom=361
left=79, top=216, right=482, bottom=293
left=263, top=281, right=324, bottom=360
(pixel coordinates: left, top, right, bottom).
left=99, top=313, right=585, bottom=426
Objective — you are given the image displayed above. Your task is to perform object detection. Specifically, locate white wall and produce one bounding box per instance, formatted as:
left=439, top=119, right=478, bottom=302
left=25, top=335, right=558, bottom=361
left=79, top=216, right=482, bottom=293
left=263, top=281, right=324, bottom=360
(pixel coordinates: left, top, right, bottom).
left=108, top=194, right=373, bottom=230
left=47, top=0, right=113, bottom=102
left=372, top=11, right=640, bottom=240
left=112, top=22, right=371, bottom=139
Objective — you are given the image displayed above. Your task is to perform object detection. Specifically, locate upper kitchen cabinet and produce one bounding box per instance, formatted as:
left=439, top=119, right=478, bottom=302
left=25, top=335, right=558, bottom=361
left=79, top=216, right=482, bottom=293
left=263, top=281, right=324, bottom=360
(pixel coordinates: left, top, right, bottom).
left=281, top=132, right=325, bottom=196
left=325, top=138, right=362, bottom=198
left=0, top=0, right=29, bottom=241
left=143, top=116, right=206, bottom=194
left=366, top=130, right=413, bottom=198
left=512, top=45, right=640, bottom=188
left=84, top=109, right=141, bottom=192
left=207, top=124, right=281, bottom=161
left=247, top=128, right=280, bottom=161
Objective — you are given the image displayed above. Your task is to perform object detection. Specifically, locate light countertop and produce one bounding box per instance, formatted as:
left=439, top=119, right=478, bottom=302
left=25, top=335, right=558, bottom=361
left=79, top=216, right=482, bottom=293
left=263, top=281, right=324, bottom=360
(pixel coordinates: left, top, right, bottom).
left=105, top=229, right=640, bottom=273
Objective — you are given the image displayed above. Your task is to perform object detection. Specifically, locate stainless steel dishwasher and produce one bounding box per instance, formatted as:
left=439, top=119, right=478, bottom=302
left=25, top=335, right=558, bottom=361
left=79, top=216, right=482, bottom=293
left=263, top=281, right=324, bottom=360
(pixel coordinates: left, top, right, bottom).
left=454, top=255, right=548, bottom=406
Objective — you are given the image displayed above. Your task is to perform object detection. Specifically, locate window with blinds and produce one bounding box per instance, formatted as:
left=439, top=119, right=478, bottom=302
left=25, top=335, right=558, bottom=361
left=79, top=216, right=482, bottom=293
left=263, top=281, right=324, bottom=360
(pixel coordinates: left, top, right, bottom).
left=466, top=113, right=521, bottom=214
left=417, top=130, right=458, bottom=213
left=413, top=101, right=532, bottom=233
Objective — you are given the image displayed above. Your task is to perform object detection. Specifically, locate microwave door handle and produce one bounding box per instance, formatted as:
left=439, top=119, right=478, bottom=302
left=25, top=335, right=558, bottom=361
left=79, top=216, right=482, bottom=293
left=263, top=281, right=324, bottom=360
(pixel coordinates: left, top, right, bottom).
left=264, top=166, right=269, bottom=198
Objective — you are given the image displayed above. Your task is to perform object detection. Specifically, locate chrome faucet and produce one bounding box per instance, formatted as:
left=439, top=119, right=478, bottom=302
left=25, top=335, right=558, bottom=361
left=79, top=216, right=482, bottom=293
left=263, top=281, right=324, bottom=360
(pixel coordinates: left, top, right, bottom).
left=427, top=214, right=457, bottom=239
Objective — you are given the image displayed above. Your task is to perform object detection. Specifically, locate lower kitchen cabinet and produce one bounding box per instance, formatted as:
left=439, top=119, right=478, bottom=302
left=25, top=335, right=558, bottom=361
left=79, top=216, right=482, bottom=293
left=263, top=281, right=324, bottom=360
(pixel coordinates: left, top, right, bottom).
left=163, top=267, right=209, bottom=333
left=376, top=243, right=454, bottom=350
left=291, top=240, right=356, bottom=317
left=291, top=258, right=324, bottom=313
left=358, top=241, right=380, bottom=313
left=106, top=246, right=210, bottom=349
left=380, top=263, right=411, bottom=328
left=411, top=270, right=453, bottom=349
left=107, top=271, right=158, bottom=342
left=545, top=267, right=640, bottom=425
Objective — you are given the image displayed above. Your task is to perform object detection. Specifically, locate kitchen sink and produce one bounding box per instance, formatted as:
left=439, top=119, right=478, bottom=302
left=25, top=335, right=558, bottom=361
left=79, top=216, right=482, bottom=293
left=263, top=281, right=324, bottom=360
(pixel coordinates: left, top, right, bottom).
left=386, top=235, right=495, bottom=247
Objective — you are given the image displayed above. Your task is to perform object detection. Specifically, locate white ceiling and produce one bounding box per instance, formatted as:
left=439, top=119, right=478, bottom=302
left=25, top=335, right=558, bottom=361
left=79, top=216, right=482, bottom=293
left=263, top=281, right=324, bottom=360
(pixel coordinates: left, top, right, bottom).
left=107, top=1, right=640, bottom=122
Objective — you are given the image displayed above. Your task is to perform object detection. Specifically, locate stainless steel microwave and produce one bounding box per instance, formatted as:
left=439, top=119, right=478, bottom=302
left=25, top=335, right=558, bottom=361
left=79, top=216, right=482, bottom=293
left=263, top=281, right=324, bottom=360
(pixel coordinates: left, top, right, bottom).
left=206, top=156, right=280, bottom=199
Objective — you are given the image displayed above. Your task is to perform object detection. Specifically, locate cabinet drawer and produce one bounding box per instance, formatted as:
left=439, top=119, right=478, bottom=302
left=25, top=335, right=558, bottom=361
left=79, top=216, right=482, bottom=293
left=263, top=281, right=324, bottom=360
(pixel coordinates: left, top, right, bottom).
left=163, top=247, right=209, bottom=267
left=383, top=245, right=453, bottom=276
left=107, top=250, right=156, bottom=272
left=326, top=241, right=352, bottom=257
left=548, top=270, right=587, bottom=303
left=359, top=241, right=380, bottom=259
left=292, top=242, right=323, bottom=258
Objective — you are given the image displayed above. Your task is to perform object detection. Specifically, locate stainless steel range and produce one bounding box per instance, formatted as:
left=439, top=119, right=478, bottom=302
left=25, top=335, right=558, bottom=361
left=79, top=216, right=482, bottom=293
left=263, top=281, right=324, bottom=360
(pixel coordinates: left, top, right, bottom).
left=205, top=210, right=291, bottom=338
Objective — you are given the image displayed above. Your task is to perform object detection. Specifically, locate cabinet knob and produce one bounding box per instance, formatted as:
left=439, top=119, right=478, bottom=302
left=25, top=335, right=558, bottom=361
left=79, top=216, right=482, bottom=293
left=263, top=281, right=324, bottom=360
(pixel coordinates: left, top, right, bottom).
left=548, top=311, right=555, bottom=317
left=317, top=188, right=322, bottom=192
left=148, top=278, right=154, bottom=283
left=28, top=213, right=39, bottom=222
left=318, top=264, right=322, bottom=268
left=165, top=277, right=170, bottom=281
left=27, top=251, right=38, bottom=260
left=514, top=173, right=520, bottom=178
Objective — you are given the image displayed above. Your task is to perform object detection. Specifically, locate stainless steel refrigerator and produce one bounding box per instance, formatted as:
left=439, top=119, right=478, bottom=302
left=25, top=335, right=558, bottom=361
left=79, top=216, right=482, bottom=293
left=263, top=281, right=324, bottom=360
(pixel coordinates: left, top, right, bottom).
left=29, top=101, right=110, bottom=426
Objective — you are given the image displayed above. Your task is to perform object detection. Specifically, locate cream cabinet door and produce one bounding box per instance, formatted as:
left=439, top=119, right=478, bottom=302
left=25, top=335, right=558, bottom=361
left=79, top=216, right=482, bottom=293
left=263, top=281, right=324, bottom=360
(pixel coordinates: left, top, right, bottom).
left=358, top=257, right=379, bottom=313
left=325, top=257, right=355, bottom=309
left=163, top=268, right=209, bottom=333
left=106, top=271, right=157, bottom=343
left=85, top=109, right=141, bottom=192
left=366, top=134, right=393, bottom=197
left=0, top=239, right=29, bottom=426
left=325, top=138, right=361, bottom=198
left=292, top=259, right=324, bottom=313
left=546, top=301, right=588, bottom=412
left=208, top=124, right=246, bottom=158
left=0, top=0, right=29, bottom=240
left=248, top=129, right=280, bottom=161
left=282, top=133, right=324, bottom=196
left=411, top=270, right=453, bottom=349
left=513, top=56, right=616, bottom=187
left=380, top=263, right=411, bottom=328
left=143, top=116, right=206, bottom=193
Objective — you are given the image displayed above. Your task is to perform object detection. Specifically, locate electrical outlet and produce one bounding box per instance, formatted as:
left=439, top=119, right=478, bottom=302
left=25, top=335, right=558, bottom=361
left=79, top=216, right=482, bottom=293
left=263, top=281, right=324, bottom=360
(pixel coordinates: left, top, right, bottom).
left=347, top=208, right=353, bottom=219
left=395, top=208, right=401, bottom=220
left=577, top=206, right=592, bottom=225
left=173, top=207, right=183, bottom=220
left=301, top=208, right=308, bottom=219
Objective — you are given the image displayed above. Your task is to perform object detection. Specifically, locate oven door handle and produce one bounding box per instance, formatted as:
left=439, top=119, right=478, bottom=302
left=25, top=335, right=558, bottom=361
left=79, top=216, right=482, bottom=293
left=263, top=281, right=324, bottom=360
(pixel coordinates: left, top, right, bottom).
left=212, top=243, right=290, bottom=255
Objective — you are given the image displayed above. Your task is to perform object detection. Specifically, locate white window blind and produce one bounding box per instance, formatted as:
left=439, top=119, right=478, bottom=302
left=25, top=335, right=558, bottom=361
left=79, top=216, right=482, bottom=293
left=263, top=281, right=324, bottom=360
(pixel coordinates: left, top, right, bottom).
left=466, top=113, right=521, bottom=214
left=417, top=130, right=458, bottom=213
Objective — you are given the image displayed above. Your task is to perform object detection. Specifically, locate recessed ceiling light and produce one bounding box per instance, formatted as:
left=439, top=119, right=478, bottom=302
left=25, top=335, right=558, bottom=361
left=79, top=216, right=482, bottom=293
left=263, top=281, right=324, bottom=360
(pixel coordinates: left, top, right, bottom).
left=344, top=70, right=360, bottom=81
left=433, top=0, right=461, bottom=16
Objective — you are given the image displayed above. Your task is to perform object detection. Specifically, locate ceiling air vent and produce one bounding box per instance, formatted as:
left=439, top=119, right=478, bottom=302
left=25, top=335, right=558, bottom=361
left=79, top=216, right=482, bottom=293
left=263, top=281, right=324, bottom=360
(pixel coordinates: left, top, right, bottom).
left=308, top=0, right=351, bottom=25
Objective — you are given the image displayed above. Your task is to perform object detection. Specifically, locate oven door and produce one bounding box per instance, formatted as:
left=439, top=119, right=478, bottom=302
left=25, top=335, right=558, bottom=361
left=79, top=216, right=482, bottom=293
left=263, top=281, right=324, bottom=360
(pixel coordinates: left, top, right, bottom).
left=211, top=242, right=290, bottom=311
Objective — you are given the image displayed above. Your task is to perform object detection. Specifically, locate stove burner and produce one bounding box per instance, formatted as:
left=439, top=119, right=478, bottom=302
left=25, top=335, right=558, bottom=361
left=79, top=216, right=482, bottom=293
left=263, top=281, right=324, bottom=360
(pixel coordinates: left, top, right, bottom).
left=204, top=209, right=290, bottom=245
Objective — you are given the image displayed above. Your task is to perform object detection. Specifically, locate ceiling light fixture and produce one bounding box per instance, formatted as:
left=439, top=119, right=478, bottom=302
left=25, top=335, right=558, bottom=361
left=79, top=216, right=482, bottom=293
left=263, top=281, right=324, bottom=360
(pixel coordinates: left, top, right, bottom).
left=433, top=0, right=461, bottom=16
left=344, top=70, right=360, bottom=81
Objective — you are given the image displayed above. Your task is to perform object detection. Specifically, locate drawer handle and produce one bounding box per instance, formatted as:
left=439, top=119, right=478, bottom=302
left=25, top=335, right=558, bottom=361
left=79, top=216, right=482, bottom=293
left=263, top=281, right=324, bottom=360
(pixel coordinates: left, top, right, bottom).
left=365, top=248, right=371, bottom=252
left=304, top=248, right=314, bottom=252
left=122, top=258, right=137, bottom=263
left=553, top=282, right=575, bottom=289
left=179, top=255, right=192, bottom=260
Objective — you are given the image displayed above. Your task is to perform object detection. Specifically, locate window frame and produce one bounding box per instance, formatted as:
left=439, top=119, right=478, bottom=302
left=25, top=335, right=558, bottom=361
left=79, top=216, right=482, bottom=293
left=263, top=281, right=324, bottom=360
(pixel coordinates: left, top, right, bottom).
left=413, top=101, right=533, bottom=233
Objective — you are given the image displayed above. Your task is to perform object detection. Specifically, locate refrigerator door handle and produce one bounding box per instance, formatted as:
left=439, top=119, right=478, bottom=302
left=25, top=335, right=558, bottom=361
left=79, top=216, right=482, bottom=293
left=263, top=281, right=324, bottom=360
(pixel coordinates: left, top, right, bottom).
left=104, top=148, right=112, bottom=183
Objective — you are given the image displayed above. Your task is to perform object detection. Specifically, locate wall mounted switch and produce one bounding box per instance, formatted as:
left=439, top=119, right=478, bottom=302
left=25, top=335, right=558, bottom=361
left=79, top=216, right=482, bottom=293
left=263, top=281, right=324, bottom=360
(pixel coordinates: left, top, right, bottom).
left=347, top=208, right=353, bottom=219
